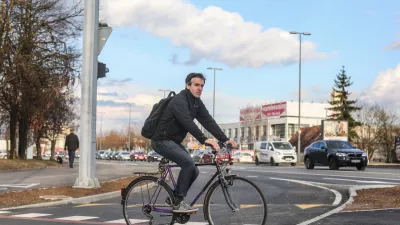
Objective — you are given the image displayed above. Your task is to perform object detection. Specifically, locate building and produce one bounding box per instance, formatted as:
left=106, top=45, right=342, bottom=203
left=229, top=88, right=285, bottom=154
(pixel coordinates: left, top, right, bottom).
left=213, top=101, right=332, bottom=150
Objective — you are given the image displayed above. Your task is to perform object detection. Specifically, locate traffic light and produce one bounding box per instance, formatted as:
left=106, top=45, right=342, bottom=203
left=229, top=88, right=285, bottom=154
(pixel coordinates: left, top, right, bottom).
left=97, top=61, right=109, bottom=79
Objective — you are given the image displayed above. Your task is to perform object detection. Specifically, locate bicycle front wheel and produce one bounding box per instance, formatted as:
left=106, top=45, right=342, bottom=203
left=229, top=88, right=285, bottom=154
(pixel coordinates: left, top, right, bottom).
left=204, top=176, right=267, bottom=225
left=122, top=176, right=176, bottom=225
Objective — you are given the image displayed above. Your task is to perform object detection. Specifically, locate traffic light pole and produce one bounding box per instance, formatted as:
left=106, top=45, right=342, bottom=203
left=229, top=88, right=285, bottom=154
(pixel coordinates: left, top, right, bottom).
left=74, top=0, right=100, bottom=188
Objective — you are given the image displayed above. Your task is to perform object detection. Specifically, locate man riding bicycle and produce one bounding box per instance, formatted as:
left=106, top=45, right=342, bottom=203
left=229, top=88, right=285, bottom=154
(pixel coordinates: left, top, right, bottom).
left=151, top=73, right=238, bottom=213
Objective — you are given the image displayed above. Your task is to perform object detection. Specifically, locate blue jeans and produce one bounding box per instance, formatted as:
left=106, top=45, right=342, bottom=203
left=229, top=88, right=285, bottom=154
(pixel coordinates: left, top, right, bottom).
left=151, top=140, right=199, bottom=198
left=68, top=150, right=76, bottom=168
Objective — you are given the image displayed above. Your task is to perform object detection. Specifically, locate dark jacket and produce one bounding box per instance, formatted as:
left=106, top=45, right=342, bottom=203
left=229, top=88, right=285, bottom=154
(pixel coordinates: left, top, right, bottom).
left=65, top=133, right=79, bottom=151
left=152, top=89, right=229, bottom=144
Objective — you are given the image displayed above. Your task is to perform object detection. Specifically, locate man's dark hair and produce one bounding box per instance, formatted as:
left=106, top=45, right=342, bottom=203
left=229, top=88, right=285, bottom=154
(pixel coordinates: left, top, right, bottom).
left=185, top=73, right=206, bottom=85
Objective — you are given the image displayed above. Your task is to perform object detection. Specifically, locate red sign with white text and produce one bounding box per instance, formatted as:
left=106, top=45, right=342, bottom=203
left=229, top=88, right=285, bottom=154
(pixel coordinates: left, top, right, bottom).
left=262, top=102, right=286, bottom=118
left=240, top=107, right=261, bottom=121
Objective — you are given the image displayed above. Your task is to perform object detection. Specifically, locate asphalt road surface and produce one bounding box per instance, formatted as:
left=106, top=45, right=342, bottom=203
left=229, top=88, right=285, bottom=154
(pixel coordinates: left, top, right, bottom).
left=0, top=159, right=157, bottom=193
left=0, top=161, right=399, bottom=225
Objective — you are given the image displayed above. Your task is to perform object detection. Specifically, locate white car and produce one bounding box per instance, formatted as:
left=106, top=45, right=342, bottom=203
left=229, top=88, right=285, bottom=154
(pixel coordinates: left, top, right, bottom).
left=233, top=152, right=253, bottom=163
left=254, top=141, right=297, bottom=166
left=0, top=151, right=7, bottom=159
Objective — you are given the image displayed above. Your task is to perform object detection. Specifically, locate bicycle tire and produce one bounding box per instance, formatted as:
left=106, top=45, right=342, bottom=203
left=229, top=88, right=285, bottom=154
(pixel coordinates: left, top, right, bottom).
left=203, top=176, right=267, bottom=225
left=122, top=176, right=176, bottom=225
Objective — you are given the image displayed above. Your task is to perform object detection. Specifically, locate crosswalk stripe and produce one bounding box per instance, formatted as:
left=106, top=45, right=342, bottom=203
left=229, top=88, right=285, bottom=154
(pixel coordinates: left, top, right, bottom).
left=105, top=219, right=149, bottom=224
left=12, top=213, right=52, bottom=218
left=56, top=216, right=99, bottom=221
left=0, top=211, right=11, bottom=214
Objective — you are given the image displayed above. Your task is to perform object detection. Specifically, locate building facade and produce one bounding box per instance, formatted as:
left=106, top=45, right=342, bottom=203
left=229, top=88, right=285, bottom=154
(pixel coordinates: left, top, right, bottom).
left=213, top=101, right=332, bottom=150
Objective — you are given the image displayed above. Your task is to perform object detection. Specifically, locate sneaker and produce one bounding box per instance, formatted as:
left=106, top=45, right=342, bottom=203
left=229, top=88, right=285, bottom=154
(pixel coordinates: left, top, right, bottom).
left=173, top=201, right=198, bottom=213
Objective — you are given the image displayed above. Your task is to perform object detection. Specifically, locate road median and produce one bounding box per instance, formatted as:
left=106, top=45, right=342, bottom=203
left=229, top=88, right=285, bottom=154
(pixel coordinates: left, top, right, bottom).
left=0, top=175, right=142, bottom=210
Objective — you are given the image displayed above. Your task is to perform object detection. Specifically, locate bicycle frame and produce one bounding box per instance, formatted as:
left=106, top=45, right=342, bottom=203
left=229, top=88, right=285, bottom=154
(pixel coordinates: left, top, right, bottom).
left=151, top=161, right=228, bottom=214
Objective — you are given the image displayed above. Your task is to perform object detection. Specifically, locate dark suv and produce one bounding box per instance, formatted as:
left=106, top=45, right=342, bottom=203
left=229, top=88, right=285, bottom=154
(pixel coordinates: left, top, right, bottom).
left=304, top=140, right=368, bottom=171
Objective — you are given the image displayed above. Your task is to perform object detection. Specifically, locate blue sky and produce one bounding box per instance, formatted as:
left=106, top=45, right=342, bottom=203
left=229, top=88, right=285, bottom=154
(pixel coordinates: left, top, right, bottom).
left=86, top=0, right=400, bottom=132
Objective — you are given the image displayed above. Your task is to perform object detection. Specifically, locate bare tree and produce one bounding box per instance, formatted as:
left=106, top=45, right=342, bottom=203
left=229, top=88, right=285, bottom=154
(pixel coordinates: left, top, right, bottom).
left=353, top=102, right=381, bottom=159
left=375, top=106, right=399, bottom=163
left=0, top=0, right=82, bottom=159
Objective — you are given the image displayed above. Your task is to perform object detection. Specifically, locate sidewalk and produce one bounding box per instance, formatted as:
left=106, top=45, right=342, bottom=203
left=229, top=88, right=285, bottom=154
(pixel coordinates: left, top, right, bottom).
left=310, top=208, right=400, bottom=225
left=0, top=161, right=157, bottom=194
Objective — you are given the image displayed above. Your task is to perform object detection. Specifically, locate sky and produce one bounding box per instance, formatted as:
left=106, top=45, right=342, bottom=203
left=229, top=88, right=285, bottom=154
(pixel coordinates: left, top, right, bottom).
left=72, top=0, right=400, bottom=134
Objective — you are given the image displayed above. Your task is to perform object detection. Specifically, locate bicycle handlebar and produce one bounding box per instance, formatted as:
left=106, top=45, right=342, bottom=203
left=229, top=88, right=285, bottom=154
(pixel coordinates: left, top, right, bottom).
left=204, top=141, right=236, bottom=155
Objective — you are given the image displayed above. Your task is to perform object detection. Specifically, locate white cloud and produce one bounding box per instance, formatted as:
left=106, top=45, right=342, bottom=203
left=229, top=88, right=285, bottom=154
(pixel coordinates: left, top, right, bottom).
left=99, top=0, right=332, bottom=68
left=73, top=77, right=269, bottom=133
left=385, top=40, right=400, bottom=50
left=361, top=64, right=400, bottom=106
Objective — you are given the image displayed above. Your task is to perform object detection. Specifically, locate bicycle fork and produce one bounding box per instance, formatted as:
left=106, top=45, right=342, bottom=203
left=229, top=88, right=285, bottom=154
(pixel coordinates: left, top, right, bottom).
left=219, top=175, right=239, bottom=212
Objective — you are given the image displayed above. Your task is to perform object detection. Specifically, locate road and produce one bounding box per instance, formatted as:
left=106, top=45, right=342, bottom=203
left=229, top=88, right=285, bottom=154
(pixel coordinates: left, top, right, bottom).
left=0, top=160, right=156, bottom=193
left=0, top=161, right=399, bottom=225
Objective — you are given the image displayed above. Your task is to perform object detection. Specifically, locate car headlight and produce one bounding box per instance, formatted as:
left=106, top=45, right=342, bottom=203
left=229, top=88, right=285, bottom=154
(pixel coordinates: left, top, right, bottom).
left=362, top=153, right=367, bottom=157
left=336, top=153, right=347, bottom=157
left=275, top=152, right=281, bottom=155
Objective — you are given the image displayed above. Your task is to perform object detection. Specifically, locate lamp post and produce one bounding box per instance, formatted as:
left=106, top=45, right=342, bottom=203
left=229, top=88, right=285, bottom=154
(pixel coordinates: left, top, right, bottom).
left=206, top=67, right=223, bottom=119
left=159, top=89, right=171, bottom=98
left=289, top=31, right=311, bottom=163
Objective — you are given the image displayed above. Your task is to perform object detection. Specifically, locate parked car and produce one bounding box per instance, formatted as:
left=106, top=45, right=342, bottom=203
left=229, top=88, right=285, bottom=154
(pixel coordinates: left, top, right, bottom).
left=117, top=151, right=131, bottom=161
left=192, top=149, right=204, bottom=162
left=233, top=152, right=253, bottom=163
left=0, top=151, right=7, bottom=159
left=254, top=141, right=297, bottom=166
left=96, top=150, right=105, bottom=159
left=304, top=140, right=368, bottom=170
left=131, top=150, right=147, bottom=161
left=147, top=151, right=161, bottom=162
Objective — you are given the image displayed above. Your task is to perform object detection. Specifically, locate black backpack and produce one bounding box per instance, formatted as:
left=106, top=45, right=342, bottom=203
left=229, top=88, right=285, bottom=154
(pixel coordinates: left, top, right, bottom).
left=141, top=91, right=176, bottom=139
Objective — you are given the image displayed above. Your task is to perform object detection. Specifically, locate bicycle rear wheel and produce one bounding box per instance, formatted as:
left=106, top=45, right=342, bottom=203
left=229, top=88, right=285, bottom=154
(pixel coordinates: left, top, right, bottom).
left=204, top=176, right=267, bottom=225
left=122, top=176, right=176, bottom=225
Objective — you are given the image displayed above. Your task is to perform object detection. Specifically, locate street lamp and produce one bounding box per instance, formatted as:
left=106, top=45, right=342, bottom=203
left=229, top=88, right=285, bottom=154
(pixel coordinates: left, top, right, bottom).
left=290, top=31, right=311, bottom=163
left=207, top=67, right=223, bottom=119
left=159, top=89, right=171, bottom=98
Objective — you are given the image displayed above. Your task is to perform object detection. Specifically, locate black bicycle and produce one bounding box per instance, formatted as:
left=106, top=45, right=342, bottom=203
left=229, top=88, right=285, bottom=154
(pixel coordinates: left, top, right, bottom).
left=121, top=142, right=267, bottom=225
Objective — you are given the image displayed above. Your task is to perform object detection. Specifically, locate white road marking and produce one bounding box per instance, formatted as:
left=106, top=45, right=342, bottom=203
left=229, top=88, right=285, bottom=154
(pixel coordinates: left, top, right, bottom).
left=270, top=177, right=342, bottom=206
left=323, top=177, right=400, bottom=184
left=12, top=213, right=52, bottom=218
left=201, top=172, right=208, bottom=174
left=56, top=216, right=99, bottom=221
left=247, top=176, right=258, bottom=178
left=0, top=211, right=11, bottom=214
left=105, top=219, right=149, bottom=223
left=0, top=183, right=40, bottom=188
left=235, top=169, right=400, bottom=182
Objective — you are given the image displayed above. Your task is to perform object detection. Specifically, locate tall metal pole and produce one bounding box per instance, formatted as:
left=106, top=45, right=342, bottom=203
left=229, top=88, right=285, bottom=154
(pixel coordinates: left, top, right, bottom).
left=159, top=89, right=171, bottom=98
left=74, top=0, right=100, bottom=188
left=99, top=112, right=102, bottom=150
left=290, top=31, right=311, bottom=163
left=207, top=67, right=222, bottom=119
left=297, top=34, right=302, bottom=163
left=213, top=69, right=216, bottom=119
left=128, top=104, right=131, bottom=150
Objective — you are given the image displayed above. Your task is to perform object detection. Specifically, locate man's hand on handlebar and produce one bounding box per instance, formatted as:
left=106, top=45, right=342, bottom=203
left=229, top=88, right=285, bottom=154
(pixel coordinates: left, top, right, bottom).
left=225, top=139, right=238, bottom=149
left=205, top=139, right=220, bottom=151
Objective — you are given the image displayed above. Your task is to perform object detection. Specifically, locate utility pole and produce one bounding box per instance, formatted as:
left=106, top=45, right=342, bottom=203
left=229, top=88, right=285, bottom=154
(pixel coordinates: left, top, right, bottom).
left=128, top=104, right=131, bottom=150
left=290, top=31, right=311, bottom=163
left=159, top=89, right=171, bottom=98
left=206, top=67, right=223, bottom=119
left=100, top=112, right=103, bottom=150
left=74, top=0, right=112, bottom=189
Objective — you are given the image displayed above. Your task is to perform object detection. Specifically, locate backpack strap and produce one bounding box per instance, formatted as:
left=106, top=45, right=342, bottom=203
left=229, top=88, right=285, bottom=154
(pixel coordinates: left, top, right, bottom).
left=167, top=91, right=176, bottom=97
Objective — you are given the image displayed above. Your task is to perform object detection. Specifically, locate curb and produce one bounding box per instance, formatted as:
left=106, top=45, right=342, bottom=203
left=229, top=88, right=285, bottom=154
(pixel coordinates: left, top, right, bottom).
left=0, top=174, right=158, bottom=211
left=297, top=184, right=396, bottom=225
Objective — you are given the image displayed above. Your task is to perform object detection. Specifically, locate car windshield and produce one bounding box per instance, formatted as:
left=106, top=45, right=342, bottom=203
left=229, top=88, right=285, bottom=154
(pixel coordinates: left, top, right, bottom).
left=326, top=141, right=353, bottom=149
left=272, top=142, right=293, bottom=150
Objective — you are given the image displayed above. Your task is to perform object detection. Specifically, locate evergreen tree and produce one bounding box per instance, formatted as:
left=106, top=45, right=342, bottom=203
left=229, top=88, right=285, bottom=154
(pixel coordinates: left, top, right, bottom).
left=327, top=66, right=361, bottom=142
